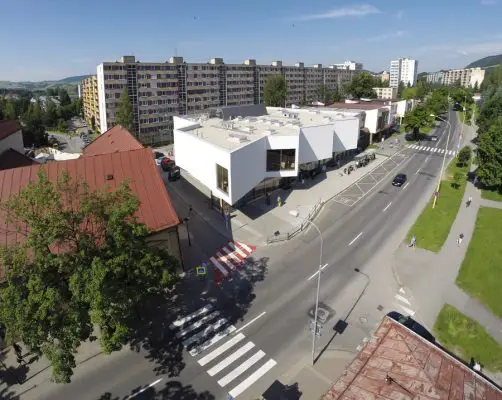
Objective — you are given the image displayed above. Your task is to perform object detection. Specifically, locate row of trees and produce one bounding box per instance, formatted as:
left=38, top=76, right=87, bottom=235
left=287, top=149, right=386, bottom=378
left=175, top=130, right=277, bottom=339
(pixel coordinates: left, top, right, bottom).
left=0, top=171, right=179, bottom=382
left=0, top=87, right=82, bottom=146
left=476, top=66, right=502, bottom=191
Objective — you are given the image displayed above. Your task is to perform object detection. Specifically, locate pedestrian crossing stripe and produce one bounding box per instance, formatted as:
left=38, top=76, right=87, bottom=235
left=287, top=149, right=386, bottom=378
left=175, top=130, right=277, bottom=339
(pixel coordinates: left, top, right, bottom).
left=170, top=305, right=277, bottom=398
left=393, top=293, right=416, bottom=316
left=405, top=144, right=456, bottom=156
left=209, top=241, right=257, bottom=283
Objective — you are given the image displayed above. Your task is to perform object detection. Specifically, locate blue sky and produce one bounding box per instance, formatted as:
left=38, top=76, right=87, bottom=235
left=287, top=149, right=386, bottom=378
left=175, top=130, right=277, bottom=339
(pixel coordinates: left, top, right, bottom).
left=2, top=0, right=502, bottom=81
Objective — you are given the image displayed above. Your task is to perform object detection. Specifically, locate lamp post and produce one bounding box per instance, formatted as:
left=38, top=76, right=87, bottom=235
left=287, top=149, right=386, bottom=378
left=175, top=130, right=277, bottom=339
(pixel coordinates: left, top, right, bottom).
left=289, top=209, right=323, bottom=365
left=183, top=206, right=193, bottom=247
left=430, top=114, right=452, bottom=209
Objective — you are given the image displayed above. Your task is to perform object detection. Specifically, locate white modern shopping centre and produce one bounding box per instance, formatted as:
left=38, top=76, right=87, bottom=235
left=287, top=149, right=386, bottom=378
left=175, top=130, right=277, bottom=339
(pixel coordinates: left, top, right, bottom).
left=174, top=105, right=361, bottom=206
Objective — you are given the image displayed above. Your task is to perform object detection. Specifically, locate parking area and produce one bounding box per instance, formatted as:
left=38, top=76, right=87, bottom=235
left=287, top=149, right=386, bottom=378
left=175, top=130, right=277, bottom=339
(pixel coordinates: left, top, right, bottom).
left=332, top=150, right=410, bottom=207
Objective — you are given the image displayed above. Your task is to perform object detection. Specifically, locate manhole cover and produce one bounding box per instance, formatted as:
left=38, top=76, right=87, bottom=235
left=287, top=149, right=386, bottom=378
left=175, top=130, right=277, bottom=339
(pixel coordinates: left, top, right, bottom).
left=377, top=305, right=384, bottom=311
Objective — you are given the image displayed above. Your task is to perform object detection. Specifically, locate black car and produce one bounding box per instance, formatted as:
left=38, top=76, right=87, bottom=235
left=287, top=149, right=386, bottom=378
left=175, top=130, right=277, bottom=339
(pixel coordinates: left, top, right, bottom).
left=387, top=311, right=435, bottom=343
left=392, top=173, right=407, bottom=187
left=154, top=151, right=165, bottom=159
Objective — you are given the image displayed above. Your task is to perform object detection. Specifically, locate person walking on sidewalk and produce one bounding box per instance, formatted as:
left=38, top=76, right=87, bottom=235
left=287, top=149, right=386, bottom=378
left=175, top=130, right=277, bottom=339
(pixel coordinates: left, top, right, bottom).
left=466, top=196, right=472, bottom=207
left=457, top=233, right=464, bottom=247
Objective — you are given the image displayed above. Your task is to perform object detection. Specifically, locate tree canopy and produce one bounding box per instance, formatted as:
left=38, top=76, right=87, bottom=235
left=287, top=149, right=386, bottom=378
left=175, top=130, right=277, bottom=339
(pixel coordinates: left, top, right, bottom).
left=315, top=84, right=341, bottom=105
left=264, top=75, right=287, bottom=107
left=116, top=88, right=134, bottom=132
left=0, top=171, right=178, bottom=383
left=403, top=104, right=433, bottom=138
left=344, top=72, right=378, bottom=99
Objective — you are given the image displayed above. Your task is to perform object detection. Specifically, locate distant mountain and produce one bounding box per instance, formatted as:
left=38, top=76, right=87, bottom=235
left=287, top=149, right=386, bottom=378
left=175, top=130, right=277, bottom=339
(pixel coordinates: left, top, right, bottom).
left=466, top=54, right=502, bottom=69
left=0, top=75, right=91, bottom=91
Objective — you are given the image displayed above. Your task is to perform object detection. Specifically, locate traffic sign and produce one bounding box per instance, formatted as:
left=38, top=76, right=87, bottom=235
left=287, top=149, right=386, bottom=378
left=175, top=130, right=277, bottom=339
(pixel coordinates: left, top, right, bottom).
left=196, top=263, right=207, bottom=276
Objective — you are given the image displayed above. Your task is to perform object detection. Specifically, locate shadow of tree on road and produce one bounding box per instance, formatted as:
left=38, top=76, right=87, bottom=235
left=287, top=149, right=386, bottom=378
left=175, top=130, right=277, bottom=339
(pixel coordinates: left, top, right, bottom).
left=97, top=380, right=215, bottom=399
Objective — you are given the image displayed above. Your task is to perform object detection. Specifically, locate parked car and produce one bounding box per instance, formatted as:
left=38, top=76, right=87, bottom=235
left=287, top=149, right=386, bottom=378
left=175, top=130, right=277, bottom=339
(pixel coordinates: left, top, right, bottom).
left=387, top=311, right=435, bottom=343
left=161, top=158, right=180, bottom=181
left=392, top=173, right=407, bottom=187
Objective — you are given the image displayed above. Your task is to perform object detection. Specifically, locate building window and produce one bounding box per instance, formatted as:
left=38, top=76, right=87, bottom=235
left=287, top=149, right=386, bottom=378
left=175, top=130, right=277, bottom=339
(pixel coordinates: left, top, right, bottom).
left=266, top=149, right=296, bottom=171
left=216, top=164, right=229, bottom=194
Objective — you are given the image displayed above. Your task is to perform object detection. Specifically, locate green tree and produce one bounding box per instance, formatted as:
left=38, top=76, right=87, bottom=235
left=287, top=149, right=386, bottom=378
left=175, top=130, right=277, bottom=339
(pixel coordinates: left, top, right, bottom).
left=330, top=88, right=342, bottom=103
left=115, top=88, right=134, bottom=131
left=425, top=90, right=449, bottom=116
left=58, top=88, right=71, bottom=106
left=0, top=171, right=178, bottom=383
left=56, top=118, right=68, bottom=132
left=344, top=72, right=378, bottom=99
left=22, top=100, right=47, bottom=146
left=481, top=65, right=502, bottom=91
left=401, top=87, right=417, bottom=100
left=457, top=146, right=472, bottom=167
left=46, top=88, right=58, bottom=97
left=477, top=90, right=502, bottom=134
left=43, top=98, right=58, bottom=127
left=2, top=101, right=17, bottom=120
left=397, top=81, right=406, bottom=99
left=91, top=115, right=96, bottom=131
left=452, top=172, right=463, bottom=189
left=403, top=105, right=433, bottom=138
left=477, top=117, right=502, bottom=190
left=315, top=84, right=335, bottom=104
left=72, top=98, right=83, bottom=117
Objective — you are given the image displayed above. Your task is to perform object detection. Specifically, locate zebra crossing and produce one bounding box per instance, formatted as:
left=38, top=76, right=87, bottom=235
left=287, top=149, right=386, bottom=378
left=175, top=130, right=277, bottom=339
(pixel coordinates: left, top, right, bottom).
left=170, top=304, right=276, bottom=398
left=209, top=241, right=256, bottom=284
left=392, top=287, right=416, bottom=317
left=406, top=144, right=456, bottom=156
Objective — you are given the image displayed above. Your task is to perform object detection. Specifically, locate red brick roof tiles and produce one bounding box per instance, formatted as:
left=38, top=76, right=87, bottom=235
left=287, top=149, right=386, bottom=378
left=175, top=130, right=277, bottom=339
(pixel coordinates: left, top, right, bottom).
left=83, top=125, right=144, bottom=156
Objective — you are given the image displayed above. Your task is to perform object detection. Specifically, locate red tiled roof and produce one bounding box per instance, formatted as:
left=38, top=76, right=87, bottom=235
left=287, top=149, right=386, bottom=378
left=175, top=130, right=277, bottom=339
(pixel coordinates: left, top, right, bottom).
left=322, top=317, right=502, bottom=400
left=83, top=125, right=144, bottom=156
left=0, top=148, right=179, bottom=279
left=0, top=120, right=22, bottom=141
left=0, top=149, right=38, bottom=171
left=328, top=102, right=386, bottom=110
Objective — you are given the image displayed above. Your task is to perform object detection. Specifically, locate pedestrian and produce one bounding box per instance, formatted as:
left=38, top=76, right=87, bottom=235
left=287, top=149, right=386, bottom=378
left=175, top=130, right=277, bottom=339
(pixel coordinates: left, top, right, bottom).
left=277, top=195, right=282, bottom=207
left=467, top=196, right=472, bottom=207
left=457, top=233, right=464, bottom=246
left=13, top=343, right=22, bottom=357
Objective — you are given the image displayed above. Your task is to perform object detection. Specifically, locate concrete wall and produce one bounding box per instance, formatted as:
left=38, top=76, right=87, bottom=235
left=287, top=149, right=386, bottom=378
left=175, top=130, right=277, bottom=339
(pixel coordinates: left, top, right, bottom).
left=333, top=118, right=359, bottom=151
left=97, top=64, right=107, bottom=133
left=147, top=227, right=183, bottom=271
left=364, top=109, right=379, bottom=133
left=0, top=130, right=23, bottom=154
left=299, top=125, right=334, bottom=164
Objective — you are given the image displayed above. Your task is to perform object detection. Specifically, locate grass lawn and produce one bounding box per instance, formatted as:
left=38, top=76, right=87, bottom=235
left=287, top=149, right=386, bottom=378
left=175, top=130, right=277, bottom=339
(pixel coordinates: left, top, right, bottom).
left=433, top=304, right=502, bottom=371
left=406, top=157, right=470, bottom=252
left=456, top=207, right=502, bottom=318
left=481, top=189, right=502, bottom=202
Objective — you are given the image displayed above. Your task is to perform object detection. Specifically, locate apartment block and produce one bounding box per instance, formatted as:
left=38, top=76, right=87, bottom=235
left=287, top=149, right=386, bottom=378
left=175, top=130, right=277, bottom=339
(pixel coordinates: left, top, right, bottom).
left=80, top=75, right=100, bottom=129
left=90, top=56, right=360, bottom=145
left=332, top=60, right=363, bottom=70
left=439, top=67, right=485, bottom=88
left=389, top=58, right=418, bottom=88
left=426, top=71, right=444, bottom=85
left=373, top=87, right=397, bottom=100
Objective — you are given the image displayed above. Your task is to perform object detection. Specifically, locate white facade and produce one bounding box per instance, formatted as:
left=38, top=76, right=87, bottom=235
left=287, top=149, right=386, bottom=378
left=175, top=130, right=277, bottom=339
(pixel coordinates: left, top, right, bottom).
left=373, top=87, right=398, bottom=100
left=173, top=107, right=359, bottom=205
left=440, top=67, right=485, bottom=88
left=332, top=61, right=363, bottom=71
left=389, top=58, right=418, bottom=88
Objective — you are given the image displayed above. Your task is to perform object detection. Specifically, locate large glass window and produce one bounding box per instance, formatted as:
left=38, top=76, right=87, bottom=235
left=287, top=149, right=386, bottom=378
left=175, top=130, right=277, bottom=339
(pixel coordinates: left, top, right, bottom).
left=266, top=149, right=296, bottom=171
left=216, top=164, right=229, bottom=194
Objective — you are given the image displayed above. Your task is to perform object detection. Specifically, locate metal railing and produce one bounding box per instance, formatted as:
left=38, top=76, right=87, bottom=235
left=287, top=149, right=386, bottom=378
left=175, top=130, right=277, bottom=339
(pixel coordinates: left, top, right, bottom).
left=266, top=198, right=324, bottom=244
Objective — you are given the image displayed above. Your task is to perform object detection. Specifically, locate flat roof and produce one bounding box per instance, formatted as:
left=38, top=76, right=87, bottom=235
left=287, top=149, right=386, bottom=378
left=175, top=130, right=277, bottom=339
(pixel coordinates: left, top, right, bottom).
left=176, top=107, right=360, bottom=151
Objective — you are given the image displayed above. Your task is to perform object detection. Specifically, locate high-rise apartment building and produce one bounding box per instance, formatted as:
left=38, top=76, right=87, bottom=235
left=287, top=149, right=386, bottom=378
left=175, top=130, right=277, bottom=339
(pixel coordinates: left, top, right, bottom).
left=425, top=71, right=444, bottom=85
left=389, top=58, right=418, bottom=88
left=91, top=56, right=359, bottom=144
left=440, top=68, right=485, bottom=88
left=333, top=60, right=363, bottom=71
left=80, top=75, right=100, bottom=130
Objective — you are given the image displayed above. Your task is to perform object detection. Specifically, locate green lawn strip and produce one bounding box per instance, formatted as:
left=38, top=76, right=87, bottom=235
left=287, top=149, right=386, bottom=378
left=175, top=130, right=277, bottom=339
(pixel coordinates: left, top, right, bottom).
left=433, top=304, right=502, bottom=371
left=406, top=158, right=469, bottom=252
left=456, top=207, right=502, bottom=318
left=481, top=189, right=502, bottom=202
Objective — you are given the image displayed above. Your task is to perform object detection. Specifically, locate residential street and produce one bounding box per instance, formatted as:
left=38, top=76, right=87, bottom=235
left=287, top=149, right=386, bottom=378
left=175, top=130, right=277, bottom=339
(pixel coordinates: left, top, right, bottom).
left=5, top=111, right=462, bottom=400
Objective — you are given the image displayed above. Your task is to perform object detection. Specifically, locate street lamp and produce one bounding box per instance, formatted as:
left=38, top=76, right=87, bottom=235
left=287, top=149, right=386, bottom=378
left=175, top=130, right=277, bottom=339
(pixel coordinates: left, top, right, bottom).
left=183, top=206, right=193, bottom=247
left=289, top=209, right=323, bottom=365
left=429, top=114, right=452, bottom=209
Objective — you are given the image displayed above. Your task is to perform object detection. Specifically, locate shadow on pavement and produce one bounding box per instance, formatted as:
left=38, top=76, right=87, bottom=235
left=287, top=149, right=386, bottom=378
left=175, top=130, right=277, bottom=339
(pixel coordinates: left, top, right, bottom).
left=97, top=380, right=215, bottom=399
left=262, top=380, right=302, bottom=400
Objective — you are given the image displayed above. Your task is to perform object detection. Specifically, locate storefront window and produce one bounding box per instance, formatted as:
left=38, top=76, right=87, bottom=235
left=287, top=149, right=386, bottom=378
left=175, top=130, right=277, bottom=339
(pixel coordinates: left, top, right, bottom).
left=266, top=149, right=296, bottom=171
left=216, top=164, right=229, bottom=193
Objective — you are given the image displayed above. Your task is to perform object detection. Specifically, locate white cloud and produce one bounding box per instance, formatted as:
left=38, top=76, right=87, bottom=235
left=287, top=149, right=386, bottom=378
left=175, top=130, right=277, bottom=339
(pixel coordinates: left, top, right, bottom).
left=367, top=30, right=408, bottom=42
left=293, top=4, right=381, bottom=21
left=395, top=10, right=404, bottom=20
left=480, top=0, right=497, bottom=5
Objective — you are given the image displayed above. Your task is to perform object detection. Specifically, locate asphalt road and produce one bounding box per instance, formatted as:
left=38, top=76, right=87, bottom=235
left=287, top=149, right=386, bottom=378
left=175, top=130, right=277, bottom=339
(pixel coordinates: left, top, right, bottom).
left=19, top=111, right=459, bottom=400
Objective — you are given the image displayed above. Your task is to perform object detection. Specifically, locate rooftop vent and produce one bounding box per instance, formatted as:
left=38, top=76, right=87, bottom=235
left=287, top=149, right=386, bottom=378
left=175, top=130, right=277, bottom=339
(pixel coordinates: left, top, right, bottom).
left=241, top=126, right=256, bottom=133
left=106, top=174, right=114, bottom=180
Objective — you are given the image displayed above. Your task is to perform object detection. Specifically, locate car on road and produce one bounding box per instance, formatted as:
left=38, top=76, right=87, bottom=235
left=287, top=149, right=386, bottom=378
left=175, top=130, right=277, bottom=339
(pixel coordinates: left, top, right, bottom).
left=392, top=173, right=407, bottom=187
left=423, top=135, right=438, bottom=142
left=387, top=311, right=435, bottom=343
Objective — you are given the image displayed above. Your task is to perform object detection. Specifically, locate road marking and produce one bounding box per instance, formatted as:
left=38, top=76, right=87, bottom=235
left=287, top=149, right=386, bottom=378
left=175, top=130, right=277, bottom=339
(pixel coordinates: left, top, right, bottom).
left=237, top=241, right=253, bottom=253
left=383, top=202, right=392, bottom=212
left=198, top=333, right=246, bottom=366
left=217, top=251, right=236, bottom=271
left=433, top=148, right=438, bottom=152
left=229, top=359, right=278, bottom=398
left=210, top=257, right=229, bottom=276
left=235, top=311, right=267, bottom=334
left=183, top=318, right=228, bottom=348
left=170, top=304, right=214, bottom=329
left=189, top=324, right=237, bottom=356
left=222, top=246, right=241, bottom=265
left=228, top=241, right=248, bottom=258
left=415, top=168, right=421, bottom=175
left=394, top=294, right=411, bottom=305
left=307, top=264, right=329, bottom=281
left=217, top=350, right=266, bottom=387
left=398, top=305, right=416, bottom=316
left=126, top=378, right=163, bottom=399
left=399, top=287, right=406, bottom=294
left=348, top=232, right=363, bottom=246
left=176, top=311, right=220, bottom=338
left=207, top=342, right=256, bottom=376
left=402, top=182, right=409, bottom=190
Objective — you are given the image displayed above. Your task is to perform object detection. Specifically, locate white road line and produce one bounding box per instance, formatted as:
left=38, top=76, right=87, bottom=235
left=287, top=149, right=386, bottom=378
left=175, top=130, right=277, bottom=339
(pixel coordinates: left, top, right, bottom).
left=348, top=232, right=363, bottom=246
left=175, top=311, right=221, bottom=338
left=126, top=378, right=163, bottom=399
left=383, top=202, right=392, bottom=212
left=210, top=257, right=229, bottom=276
left=434, top=148, right=439, bottom=152
left=217, top=251, right=236, bottom=271
left=394, top=294, right=411, bottom=305
left=217, top=350, right=266, bottom=387
left=235, top=311, right=267, bottom=334
left=438, top=149, right=444, bottom=154
left=198, top=333, right=246, bottom=366
left=237, top=241, right=253, bottom=253
left=419, top=146, right=424, bottom=150
left=208, top=342, right=256, bottom=376
left=307, top=264, right=329, bottom=281
left=402, top=182, right=409, bottom=190
left=183, top=318, right=228, bottom=348
left=415, top=168, right=421, bottom=175
left=229, top=359, right=278, bottom=398
left=399, top=287, right=406, bottom=294
left=189, top=324, right=237, bottom=356
left=222, top=246, right=241, bottom=265
left=170, top=305, right=214, bottom=329
left=398, top=305, right=416, bottom=316
left=228, top=241, right=248, bottom=258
